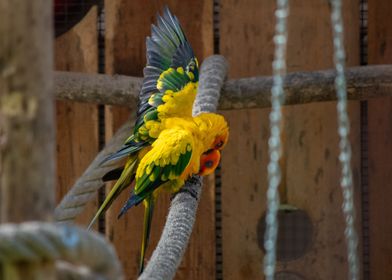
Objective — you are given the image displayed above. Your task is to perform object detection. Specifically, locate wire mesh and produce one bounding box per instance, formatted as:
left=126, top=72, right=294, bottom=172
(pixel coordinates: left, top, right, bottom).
left=97, top=1, right=106, bottom=235
left=360, top=1, right=368, bottom=66
left=259, top=209, right=313, bottom=262
left=213, top=1, right=224, bottom=279
left=360, top=1, right=369, bottom=279
left=54, top=0, right=97, bottom=37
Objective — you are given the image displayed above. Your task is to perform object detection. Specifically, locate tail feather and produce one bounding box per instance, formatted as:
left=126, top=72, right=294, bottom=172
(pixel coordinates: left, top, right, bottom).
left=117, top=192, right=144, bottom=219
left=139, top=196, right=155, bottom=275
left=102, top=167, right=124, bottom=182
left=87, top=159, right=137, bottom=230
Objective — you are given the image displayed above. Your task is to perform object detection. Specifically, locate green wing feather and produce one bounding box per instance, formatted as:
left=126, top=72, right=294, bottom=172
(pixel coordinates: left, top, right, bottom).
left=134, top=7, right=199, bottom=141
left=117, top=148, right=192, bottom=217
left=134, top=148, right=192, bottom=198
left=118, top=128, right=194, bottom=217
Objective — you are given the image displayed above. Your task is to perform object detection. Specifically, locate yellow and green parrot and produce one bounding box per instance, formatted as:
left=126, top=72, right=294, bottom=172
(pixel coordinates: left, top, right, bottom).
left=88, top=7, right=229, bottom=274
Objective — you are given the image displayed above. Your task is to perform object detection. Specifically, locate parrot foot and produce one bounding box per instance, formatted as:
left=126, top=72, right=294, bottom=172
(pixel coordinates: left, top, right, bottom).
left=171, top=188, right=199, bottom=201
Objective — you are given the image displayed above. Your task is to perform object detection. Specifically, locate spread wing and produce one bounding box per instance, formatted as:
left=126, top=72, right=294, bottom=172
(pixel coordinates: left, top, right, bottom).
left=134, top=7, right=199, bottom=141
left=118, top=127, right=196, bottom=216
left=101, top=7, right=199, bottom=165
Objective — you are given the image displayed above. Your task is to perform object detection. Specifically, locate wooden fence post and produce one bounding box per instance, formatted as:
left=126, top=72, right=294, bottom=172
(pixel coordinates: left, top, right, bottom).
left=368, top=0, right=392, bottom=278
left=0, top=0, right=55, bottom=278
left=55, top=5, right=99, bottom=228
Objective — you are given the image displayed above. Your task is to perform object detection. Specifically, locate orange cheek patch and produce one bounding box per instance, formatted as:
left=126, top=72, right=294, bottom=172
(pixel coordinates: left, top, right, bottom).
left=198, top=150, right=221, bottom=176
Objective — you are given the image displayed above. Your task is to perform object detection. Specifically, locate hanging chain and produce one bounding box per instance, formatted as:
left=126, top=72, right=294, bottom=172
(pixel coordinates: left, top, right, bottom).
left=330, top=0, right=360, bottom=279
left=263, top=1, right=289, bottom=279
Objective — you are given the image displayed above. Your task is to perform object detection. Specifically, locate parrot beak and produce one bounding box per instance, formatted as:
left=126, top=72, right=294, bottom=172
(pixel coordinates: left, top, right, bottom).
left=198, top=149, right=221, bottom=176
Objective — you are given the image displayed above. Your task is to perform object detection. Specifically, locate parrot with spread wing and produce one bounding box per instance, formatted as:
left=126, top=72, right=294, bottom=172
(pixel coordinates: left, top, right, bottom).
left=88, top=7, right=229, bottom=274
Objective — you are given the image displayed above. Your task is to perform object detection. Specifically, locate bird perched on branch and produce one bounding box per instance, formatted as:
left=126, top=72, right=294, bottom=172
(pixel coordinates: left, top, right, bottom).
left=88, top=7, right=229, bottom=274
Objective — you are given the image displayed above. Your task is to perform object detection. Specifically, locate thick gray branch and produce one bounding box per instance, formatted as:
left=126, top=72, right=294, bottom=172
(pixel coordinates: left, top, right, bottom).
left=139, top=55, right=228, bottom=280
left=138, top=177, right=202, bottom=280
left=193, top=55, right=229, bottom=115
left=55, top=71, right=141, bottom=110
left=55, top=65, right=392, bottom=109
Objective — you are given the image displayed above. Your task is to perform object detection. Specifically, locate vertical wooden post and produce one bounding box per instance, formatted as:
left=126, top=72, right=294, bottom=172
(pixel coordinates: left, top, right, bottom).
left=0, top=0, right=55, bottom=225
left=367, top=0, right=392, bottom=278
left=55, top=7, right=99, bottom=227
left=0, top=0, right=55, bottom=279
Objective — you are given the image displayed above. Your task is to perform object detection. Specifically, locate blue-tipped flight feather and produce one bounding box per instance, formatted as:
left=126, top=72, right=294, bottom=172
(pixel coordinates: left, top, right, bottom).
left=100, top=140, right=146, bottom=165
left=118, top=192, right=144, bottom=218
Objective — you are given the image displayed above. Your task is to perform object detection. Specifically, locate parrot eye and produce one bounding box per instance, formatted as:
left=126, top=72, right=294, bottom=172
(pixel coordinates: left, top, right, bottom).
left=215, top=141, right=224, bottom=149
left=204, top=160, right=214, bottom=168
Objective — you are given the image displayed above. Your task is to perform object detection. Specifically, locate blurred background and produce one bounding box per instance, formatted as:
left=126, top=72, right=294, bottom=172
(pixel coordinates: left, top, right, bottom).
left=54, top=0, right=391, bottom=279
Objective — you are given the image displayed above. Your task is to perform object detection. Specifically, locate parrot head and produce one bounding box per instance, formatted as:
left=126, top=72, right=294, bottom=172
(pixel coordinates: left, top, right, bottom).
left=194, top=112, right=229, bottom=175
left=194, top=112, right=229, bottom=148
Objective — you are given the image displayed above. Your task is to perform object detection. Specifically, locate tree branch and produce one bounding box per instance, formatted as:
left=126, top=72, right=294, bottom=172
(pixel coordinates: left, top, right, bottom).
left=54, top=65, right=392, bottom=109
left=55, top=71, right=141, bottom=110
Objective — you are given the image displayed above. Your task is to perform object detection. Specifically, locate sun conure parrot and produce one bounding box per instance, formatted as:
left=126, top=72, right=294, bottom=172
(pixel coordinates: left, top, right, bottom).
left=87, top=7, right=229, bottom=274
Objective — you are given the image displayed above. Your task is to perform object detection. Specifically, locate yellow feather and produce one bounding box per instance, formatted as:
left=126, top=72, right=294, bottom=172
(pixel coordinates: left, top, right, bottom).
left=156, top=82, right=197, bottom=119
left=176, top=67, right=184, bottom=74
left=162, top=95, right=171, bottom=102
left=146, top=165, right=153, bottom=175
left=187, top=72, right=194, bottom=80
left=171, top=153, right=179, bottom=165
